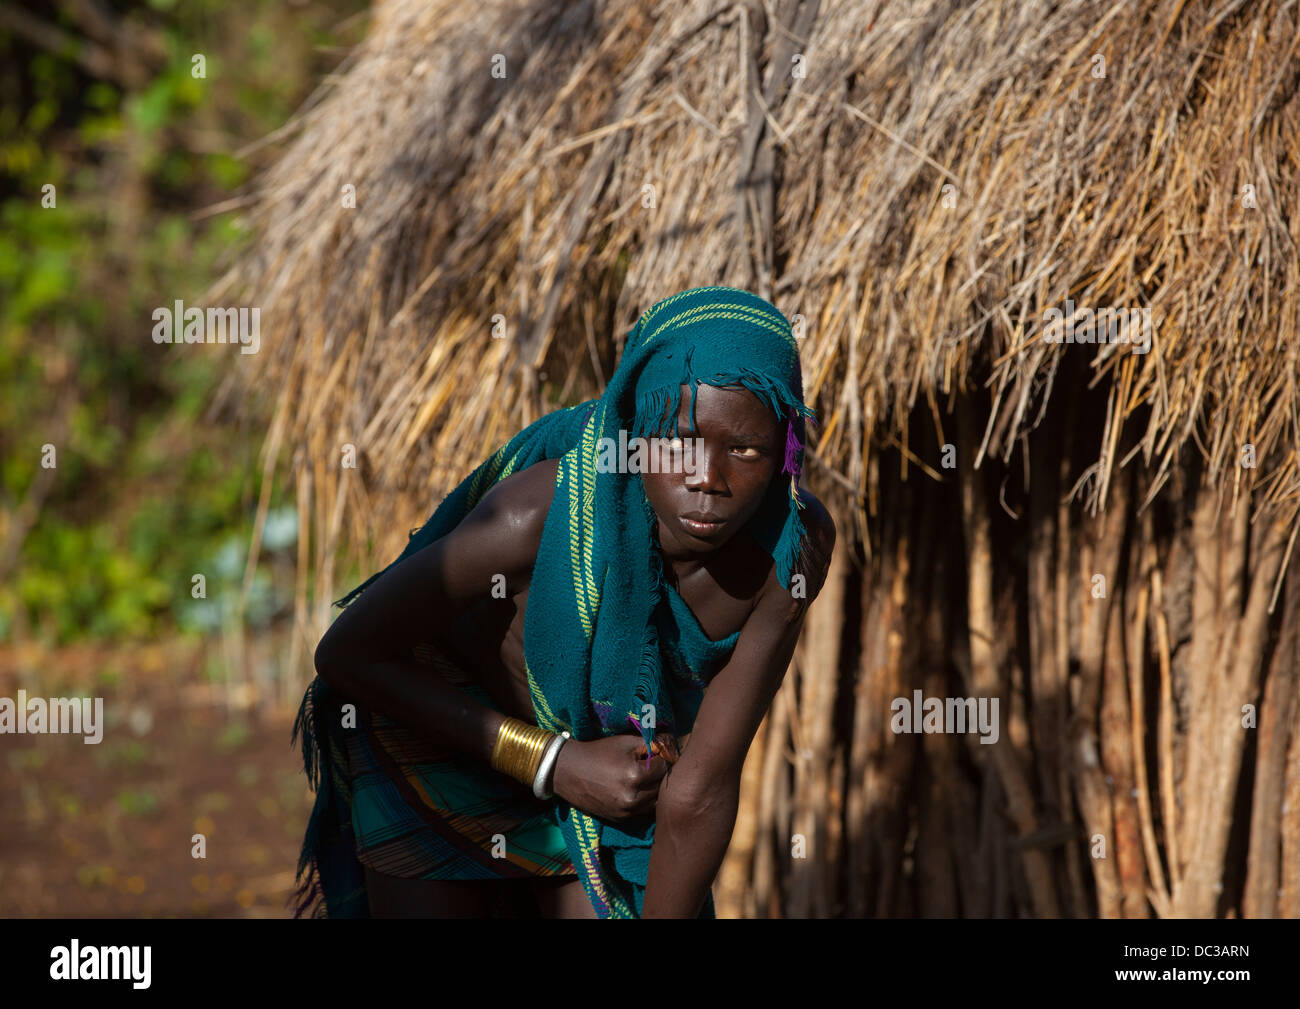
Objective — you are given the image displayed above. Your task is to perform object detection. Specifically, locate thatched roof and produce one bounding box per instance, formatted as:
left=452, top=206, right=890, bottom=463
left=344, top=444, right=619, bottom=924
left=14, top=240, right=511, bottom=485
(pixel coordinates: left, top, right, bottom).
left=217, top=0, right=1300, bottom=595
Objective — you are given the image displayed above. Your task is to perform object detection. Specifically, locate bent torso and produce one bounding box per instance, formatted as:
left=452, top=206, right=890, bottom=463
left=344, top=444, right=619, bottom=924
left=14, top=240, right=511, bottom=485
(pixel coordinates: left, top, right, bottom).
left=423, top=460, right=775, bottom=725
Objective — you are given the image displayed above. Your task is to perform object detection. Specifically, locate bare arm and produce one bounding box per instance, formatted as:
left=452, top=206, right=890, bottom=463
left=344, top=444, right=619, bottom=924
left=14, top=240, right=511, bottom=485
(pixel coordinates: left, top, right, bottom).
left=315, top=453, right=675, bottom=822
left=312, top=458, right=559, bottom=764
left=642, top=497, right=836, bottom=917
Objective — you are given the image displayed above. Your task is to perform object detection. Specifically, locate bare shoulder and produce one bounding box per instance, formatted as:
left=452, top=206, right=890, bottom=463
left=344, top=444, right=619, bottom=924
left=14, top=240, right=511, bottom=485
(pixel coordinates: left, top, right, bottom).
left=470, top=456, right=560, bottom=528
left=797, top=490, right=837, bottom=578
left=754, top=489, right=836, bottom=616
left=440, top=456, right=561, bottom=593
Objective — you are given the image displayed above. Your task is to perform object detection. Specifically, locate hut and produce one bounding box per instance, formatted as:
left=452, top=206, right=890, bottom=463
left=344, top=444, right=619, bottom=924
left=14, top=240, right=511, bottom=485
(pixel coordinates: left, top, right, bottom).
left=215, top=0, right=1300, bottom=917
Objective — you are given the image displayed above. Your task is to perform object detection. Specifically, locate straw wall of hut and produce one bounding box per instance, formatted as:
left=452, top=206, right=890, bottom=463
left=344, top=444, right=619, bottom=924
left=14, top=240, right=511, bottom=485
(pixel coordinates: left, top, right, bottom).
left=220, top=0, right=1300, bottom=917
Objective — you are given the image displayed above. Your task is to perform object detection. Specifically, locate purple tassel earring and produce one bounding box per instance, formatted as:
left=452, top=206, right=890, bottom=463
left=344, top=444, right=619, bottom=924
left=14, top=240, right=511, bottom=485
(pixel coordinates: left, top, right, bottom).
left=782, top=406, right=812, bottom=509
left=782, top=408, right=803, bottom=478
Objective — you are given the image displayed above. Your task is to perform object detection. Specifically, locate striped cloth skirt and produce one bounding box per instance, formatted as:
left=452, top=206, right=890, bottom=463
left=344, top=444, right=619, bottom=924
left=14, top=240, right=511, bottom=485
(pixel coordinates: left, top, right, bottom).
left=341, top=648, right=577, bottom=880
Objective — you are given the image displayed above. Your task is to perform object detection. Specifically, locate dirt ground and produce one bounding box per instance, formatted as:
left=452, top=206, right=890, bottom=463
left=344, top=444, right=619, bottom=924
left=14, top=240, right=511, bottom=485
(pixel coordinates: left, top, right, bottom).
left=0, top=643, right=317, bottom=918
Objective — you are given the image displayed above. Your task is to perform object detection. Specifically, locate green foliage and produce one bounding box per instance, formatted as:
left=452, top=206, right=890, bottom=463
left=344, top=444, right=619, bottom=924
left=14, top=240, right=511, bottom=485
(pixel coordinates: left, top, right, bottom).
left=0, top=0, right=368, bottom=647
left=116, top=788, right=160, bottom=818
left=216, top=721, right=251, bottom=751
left=94, top=739, right=152, bottom=771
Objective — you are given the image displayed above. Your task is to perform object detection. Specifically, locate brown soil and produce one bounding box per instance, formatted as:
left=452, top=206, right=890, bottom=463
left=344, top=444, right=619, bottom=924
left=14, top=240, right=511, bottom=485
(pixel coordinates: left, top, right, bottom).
left=0, top=643, right=317, bottom=918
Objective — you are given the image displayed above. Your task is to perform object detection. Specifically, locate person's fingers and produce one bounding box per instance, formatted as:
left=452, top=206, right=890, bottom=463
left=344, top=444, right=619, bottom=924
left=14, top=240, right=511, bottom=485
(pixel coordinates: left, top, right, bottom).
left=632, top=756, right=667, bottom=785
left=651, top=735, right=679, bottom=764
left=631, top=792, right=658, bottom=817
left=632, top=735, right=678, bottom=760
left=630, top=758, right=669, bottom=799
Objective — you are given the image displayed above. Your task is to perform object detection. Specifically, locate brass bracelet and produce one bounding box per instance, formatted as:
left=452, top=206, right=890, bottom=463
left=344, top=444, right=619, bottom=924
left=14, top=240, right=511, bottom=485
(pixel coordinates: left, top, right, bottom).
left=491, top=717, right=556, bottom=787
left=505, top=723, right=552, bottom=784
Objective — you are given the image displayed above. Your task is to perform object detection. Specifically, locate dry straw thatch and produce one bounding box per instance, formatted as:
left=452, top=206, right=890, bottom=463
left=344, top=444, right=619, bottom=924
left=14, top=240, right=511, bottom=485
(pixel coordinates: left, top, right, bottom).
left=220, top=0, right=1300, bottom=917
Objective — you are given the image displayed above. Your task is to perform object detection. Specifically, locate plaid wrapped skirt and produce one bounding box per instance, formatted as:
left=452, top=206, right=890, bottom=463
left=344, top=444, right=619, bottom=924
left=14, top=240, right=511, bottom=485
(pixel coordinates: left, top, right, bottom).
left=342, top=673, right=577, bottom=881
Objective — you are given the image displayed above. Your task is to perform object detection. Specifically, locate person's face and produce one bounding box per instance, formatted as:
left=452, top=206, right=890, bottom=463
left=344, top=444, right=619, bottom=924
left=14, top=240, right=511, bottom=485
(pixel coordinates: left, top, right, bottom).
left=640, top=383, right=784, bottom=558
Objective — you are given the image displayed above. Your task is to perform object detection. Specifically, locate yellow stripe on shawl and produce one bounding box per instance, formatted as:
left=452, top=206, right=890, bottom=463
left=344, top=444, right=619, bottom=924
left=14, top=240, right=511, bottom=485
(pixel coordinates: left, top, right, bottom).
left=470, top=446, right=502, bottom=498
left=578, top=404, right=602, bottom=620
left=640, top=296, right=791, bottom=345
left=564, top=454, right=592, bottom=638
left=645, top=304, right=794, bottom=349
left=635, top=286, right=700, bottom=335
left=469, top=443, right=513, bottom=505
left=525, top=657, right=565, bottom=731
left=575, top=810, right=633, bottom=917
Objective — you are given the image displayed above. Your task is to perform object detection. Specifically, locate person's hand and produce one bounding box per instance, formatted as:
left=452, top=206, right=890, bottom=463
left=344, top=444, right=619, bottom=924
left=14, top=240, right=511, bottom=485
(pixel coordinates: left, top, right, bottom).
left=636, top=732, right=680, bottom=766
left=550, top=734, right=673, bottom=823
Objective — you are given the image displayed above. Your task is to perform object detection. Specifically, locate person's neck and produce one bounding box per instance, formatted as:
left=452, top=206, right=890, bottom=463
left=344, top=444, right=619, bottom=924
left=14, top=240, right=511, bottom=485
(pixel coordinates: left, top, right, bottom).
left=654, top=521, right=704, bottom=570
left=654, top=518, right=739, bottom=584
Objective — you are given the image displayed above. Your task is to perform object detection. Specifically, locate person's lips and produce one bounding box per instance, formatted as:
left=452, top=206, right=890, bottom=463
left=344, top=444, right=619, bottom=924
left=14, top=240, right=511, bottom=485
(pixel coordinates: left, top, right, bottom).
left=679, top=512, right=727, bottom=536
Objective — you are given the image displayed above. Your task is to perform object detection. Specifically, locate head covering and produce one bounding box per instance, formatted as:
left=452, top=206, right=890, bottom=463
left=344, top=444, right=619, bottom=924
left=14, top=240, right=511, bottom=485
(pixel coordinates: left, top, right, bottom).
left=294, top=286, right=816, bottom=918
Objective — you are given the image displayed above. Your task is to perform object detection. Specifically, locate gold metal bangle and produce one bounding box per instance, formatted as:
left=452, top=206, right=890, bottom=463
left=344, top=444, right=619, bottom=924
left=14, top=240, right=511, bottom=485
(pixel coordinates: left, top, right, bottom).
left=497, top=720, right=534, bottom=781
left=491, top=717, right=556, bottom=786
left=491, top=718, right=524, bottom=778
left=515, top=725, right=552, bottom=782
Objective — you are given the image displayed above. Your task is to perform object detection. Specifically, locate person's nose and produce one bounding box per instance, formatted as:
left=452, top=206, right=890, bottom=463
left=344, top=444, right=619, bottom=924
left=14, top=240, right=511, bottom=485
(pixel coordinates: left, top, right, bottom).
left=684, top=440, right=727, bottom=492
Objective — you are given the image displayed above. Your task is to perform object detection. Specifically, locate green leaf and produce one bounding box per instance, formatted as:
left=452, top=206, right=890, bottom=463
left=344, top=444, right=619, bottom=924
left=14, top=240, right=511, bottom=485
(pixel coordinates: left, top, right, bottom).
left=125, top=79, right=173, bottom=134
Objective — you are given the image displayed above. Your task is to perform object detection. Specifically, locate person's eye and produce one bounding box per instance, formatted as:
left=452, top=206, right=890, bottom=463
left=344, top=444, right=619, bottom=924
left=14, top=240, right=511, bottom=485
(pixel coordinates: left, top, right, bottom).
left=733, top=446, right=761, bottom=458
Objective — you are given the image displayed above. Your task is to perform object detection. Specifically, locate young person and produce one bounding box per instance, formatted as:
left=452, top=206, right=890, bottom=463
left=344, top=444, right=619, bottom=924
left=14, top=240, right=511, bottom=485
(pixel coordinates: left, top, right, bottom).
left=292, top=286, right=835, bottom=918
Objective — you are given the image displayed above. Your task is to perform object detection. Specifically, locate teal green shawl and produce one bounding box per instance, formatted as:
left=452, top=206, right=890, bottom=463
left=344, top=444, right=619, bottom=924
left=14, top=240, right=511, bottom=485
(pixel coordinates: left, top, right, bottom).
left=329, top=285, right=815, bottom=917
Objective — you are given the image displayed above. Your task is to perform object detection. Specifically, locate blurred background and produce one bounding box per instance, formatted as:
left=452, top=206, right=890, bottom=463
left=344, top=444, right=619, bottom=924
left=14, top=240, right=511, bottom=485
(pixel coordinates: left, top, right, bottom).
left=0, top=0, right=368, bottom=917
